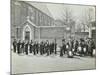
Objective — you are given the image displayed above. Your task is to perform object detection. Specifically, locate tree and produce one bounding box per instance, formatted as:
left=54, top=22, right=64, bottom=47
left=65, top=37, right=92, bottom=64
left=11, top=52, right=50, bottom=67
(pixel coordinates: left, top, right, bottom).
left=62, top=8, right=73, bottom=25
left=80, top=7, right=95, bottom=38
left=61, top=8, right=75, bottom=38
left=80, top=8, right=94, bottom=32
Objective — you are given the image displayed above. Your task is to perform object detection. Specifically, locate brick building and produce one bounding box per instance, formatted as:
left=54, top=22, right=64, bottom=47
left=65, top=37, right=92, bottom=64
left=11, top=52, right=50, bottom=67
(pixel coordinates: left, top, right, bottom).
left=11, top=0, right=71, bottom=45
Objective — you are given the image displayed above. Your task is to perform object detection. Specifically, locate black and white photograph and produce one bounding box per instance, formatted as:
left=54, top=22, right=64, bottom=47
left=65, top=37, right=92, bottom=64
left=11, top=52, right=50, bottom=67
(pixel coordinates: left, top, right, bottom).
left=11, top=0, right=96, bottom=74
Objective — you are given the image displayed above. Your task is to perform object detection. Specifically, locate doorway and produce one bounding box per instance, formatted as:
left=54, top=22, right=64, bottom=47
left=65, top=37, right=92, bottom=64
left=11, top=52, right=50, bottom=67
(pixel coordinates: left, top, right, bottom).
left=23, top=25, right=32, bottom=41
left=25, top=31, right=30, bottom=41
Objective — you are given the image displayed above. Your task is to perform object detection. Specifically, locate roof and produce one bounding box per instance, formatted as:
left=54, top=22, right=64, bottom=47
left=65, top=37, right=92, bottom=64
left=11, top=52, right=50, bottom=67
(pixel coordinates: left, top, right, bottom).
left=26, top=1, right=53, bottom=18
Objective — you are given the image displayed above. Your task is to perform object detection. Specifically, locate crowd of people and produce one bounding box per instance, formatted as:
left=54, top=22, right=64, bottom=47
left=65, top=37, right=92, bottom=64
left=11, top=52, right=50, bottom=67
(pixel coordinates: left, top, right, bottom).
left=12, top=39, right=57, bottom=56
left=12, top=38, right=96, bottom=58
left=60, top=38, right=96, bottom=57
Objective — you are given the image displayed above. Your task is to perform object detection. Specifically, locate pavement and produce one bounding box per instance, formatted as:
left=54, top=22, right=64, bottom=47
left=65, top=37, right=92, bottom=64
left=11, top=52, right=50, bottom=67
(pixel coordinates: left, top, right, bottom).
left=11, top=51, right=96, bottom=74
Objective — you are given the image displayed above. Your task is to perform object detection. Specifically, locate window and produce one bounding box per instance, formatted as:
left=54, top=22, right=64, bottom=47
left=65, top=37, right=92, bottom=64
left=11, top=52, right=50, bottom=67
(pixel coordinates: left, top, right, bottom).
left=16, top=27, right=20, bottom=39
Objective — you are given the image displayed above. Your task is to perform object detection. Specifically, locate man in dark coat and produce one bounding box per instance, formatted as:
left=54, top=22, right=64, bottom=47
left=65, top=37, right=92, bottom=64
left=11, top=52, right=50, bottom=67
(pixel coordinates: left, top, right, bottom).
left=29, top=40, right=33, bottom=53
left=45, top=40, right=50, bottom=56
left=50, top=42, right=54, bottom=54
left=83, top=41, right=88, bottom=56
left=66, top=42, right=70, bottom=53
left=60, top=39, right=66, bottom=57
left=13, top=39, right=17, bottom=53
left=42, top=41, right=45, bottom=54
left=33, top=41, right=36, bottom=55
left=43, top=42, right=47, bottom=54
left=21, top=40, right=25, bottom=53
left=79, top=41, right=83, bottom=56
left=17, top=40, right=21, bottom=54
left=71, top=40, right=74, bottom=50
left=79, top=39, right=85, bottom=56
left=40, top=41, right=44, bottom=55
left=35, top=41, right=39, bottom=54
left=54, top=39, right=57, bottom=54
left=25, top=41, right=29, bottom=55
left=89, top=39, right=95, bottom=57
left=74, top=40, right=79, bottom=55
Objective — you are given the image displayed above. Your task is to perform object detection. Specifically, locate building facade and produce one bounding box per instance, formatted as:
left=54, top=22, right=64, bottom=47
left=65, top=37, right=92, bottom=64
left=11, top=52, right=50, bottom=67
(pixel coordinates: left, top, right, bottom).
left=11, top=0, right=95, bottom=46
left=11, top=0, right=69, bottom=45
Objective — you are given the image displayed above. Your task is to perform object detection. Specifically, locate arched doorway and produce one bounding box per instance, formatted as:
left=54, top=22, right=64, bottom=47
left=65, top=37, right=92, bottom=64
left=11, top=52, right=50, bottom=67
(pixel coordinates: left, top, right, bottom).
left=23, top=25, right=32, bottom=41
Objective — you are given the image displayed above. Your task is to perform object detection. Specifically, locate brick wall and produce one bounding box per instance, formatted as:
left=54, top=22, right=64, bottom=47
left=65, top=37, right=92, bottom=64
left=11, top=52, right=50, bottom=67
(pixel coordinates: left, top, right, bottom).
left=34, top=27, right=67, bottom=46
